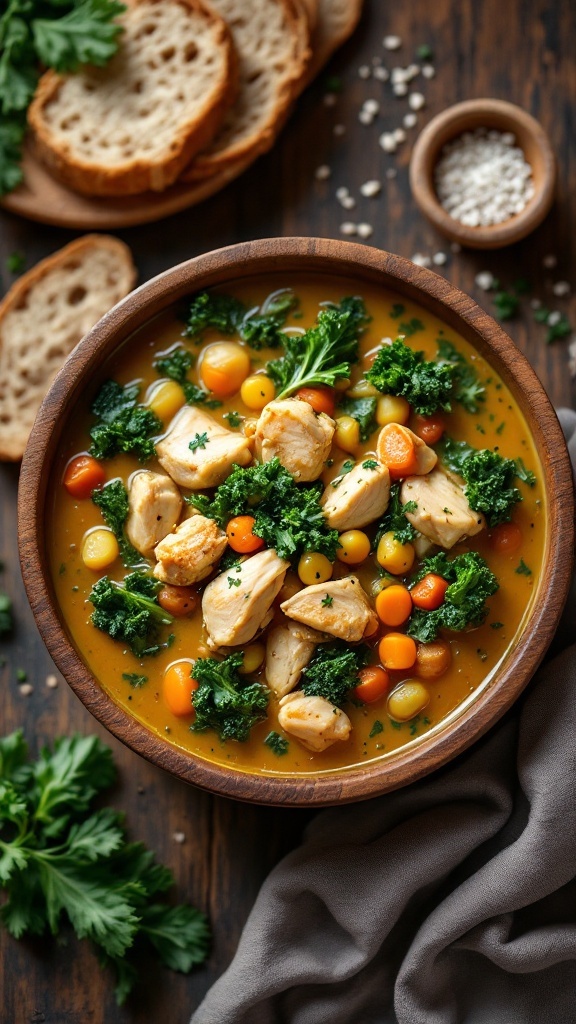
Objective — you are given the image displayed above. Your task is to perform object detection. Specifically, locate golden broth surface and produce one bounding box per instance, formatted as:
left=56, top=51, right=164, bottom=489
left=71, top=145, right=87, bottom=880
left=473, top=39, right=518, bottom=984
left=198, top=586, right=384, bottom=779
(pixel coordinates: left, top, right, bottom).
left=48, top=275, right=545, bottom=776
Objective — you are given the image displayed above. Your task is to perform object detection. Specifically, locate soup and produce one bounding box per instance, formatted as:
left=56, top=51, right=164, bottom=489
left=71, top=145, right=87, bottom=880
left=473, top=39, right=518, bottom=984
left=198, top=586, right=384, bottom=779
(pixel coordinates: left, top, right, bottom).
left=48, top=275, right=544, bottom=776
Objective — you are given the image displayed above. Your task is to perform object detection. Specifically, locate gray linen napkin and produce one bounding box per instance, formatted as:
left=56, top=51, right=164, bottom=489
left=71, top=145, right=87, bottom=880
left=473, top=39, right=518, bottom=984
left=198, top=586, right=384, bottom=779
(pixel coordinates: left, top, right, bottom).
left=191, top=411, right=576, bottom=1024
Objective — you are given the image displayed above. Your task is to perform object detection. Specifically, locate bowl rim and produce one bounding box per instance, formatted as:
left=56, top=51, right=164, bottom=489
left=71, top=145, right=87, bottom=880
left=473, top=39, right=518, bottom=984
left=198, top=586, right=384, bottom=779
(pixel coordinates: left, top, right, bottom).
left=18, top=237, right=574, bottom=806
left=409, top=98, right=556, bottom=249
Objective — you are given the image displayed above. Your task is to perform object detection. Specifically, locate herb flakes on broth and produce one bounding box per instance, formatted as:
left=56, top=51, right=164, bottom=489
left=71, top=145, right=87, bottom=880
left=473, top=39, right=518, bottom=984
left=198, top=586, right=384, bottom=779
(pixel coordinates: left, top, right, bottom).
left=50, top=276, right=544, bottom=776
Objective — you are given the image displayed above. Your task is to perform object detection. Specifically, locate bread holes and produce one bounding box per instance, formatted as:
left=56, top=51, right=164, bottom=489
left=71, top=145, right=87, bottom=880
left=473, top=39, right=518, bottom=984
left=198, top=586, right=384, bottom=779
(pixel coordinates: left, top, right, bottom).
left=184, top=42, right=198, bottom=62
left=161, top=47, right=175, bottom=62
left=67, top=286, right=87, bottom=306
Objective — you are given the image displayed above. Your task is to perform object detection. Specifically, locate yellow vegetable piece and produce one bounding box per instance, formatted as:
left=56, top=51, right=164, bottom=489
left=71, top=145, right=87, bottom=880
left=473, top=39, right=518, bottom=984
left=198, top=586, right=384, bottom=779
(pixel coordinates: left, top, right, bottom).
left=200, top=342, right=251, bottom=397
left=239, top=643, right=266, bottom=675
left=345, top=378, right=380, bottom=399
left=298, top=552, right=333, bottom=585
left=376, top=531, right=415, bottom=575
left=336, top=530, right=371, bottom=565
left=147, top=379, right=186, bottom=422
left=241, top=374, right=276, bottom=410
left=387, top=680, right=430, bottom=722
left=334, top=415, right=360, bottom=453
left=376, top=394, right=411, bottom=427
left=82, top=529, right=119, bottom=571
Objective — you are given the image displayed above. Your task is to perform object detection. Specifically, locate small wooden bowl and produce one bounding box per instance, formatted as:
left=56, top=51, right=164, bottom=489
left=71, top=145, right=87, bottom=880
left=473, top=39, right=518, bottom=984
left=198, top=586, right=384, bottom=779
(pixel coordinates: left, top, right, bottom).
left=18, top=238, right=574, bottom=806
left=409, top=99, right=556, bottom=249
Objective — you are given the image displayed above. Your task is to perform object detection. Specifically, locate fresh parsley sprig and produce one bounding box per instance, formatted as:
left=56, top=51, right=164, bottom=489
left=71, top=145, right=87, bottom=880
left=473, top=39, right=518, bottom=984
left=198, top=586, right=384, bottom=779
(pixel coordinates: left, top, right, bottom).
left=0, top=730, right=209, bottom=1005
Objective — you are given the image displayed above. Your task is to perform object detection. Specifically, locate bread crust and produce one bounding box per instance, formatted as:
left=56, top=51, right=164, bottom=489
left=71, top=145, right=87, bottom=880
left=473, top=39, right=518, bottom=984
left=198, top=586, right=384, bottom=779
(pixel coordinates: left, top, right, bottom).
left=28, top=0, right=238, bottom=197
left=181, top=0, right=311, bottom=181
left=303, top=0, right=364, bottom=86
left=0, top=235, right=136, bottom=461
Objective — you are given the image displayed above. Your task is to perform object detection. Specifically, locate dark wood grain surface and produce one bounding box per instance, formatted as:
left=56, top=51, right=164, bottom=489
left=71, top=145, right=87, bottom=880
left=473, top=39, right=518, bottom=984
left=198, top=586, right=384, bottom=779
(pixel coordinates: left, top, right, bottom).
left=1, top=1, right=575, bottom=1020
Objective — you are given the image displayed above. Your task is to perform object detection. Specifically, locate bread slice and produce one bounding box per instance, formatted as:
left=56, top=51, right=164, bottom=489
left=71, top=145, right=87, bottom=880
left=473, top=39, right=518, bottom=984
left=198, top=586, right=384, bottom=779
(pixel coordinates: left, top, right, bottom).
left=304, top=0, right=364, bottom=84
left=298, top=0, right=319, bottom=31
left=181, top=0, right=310, bottom=181
left=28, top=0, right=237, bottom=197
left=0, top=236, right=136, bottom=461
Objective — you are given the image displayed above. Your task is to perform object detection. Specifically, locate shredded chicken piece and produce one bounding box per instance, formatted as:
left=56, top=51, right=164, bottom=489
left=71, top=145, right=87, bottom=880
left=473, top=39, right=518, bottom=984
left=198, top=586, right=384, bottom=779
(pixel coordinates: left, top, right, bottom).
left=278, top=692, right=352, bottom=752
left=202, top=549, right=289, bottom=648
left=254, top=398, right=335, bottom=481
left=156, top=406, right=251, bottom=489
left=281, top=576, right=378, bottom=641
left=153, top=514, right=227, bottom=586
left=401, top=468, right=485, bottom=548
left=125, top=470, right=182, bottom=556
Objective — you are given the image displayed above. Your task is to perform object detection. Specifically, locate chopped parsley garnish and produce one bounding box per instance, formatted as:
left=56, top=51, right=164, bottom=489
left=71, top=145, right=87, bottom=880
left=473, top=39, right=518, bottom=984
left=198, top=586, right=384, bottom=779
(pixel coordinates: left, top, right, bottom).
left=92, top=480, right=140, bottom=566
left=493, top=290, right=520, bottom=320
left=369, top=720, right=384, bottom=738
left=122, top=673, right=148, bottom=688
left=6, top=251, right=25, bottom=274
left=227, top=576, right=241, bottom=588
left=0, top=730, right=209, bottom=1005
left=191, top=653, right=269, bottom=742
left=89, top=381, right=160, bottom=462
left=301, top=643, right=369, bottom=707
left=0, top=592, right=14, bottom=637
left=416, top=43, right=434, bottom=61
left=191, top=458, right=339, bottom=563
left=366, top=339, right=453, bottom=416
left=398, top=318, right=425, bottom=337
left=407, top=551, right=499, bottom=643
left=223, top=411, right=242, bottom=427
left=89, top=572, right=173, bottom=657
left=390, top=303, right=406, bottom=319
left=321, top=594, right=334, bottom=607
left=515, top=559, right=532, bottom=576
left=437, top=337, right=486, bottom=413
left=264, top=731, right=289, bottom=756
left=338, top=395, right=378, bottom=441
left=184, top=289, right=297, bottom=349
left=154, top=347, right=221, bottom=408
left=267, top=297, right=370, bottom=400
left=16, top=668, right=27, bottom=683
left=514, top=458, right=536, bottom=486
left=490, top=622, right=504, bottom=630
left=189, top=432, right=209, bottom=452
left=374, top=483, right=417, bottom=546
left=362, top=458, right=379, bottom=470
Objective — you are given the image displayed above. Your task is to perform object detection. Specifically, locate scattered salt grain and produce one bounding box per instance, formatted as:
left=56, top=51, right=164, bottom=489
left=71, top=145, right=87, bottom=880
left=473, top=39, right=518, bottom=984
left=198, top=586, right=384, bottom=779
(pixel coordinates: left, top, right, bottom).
left=373, top=66, right=389, bottom=82
left=340, top=195, right=356, bottom=210
left=46, top=674, right=58, bottom=689
left=475, top=271, right=496, bottom=290
left=530, top=298, right=542, bottom=310
left=405, top=64, right=421, bottom=81
left=393, top=82, right=408, bottom=97
left=435, top=128, right=534, bottom=227
left=358, top=65, right=371, bottom=79
left=364, top=99, right=380, bottom=116
left=543, top=254, right=557, bottom=269
left=408, top=92, right=426, bottom=111
left=336, top=186, right=350, bottom=200
left=359, top=109, right=375, bottom=125
left=357, top=223, right=374, bottom=238
left=379, top=132, right=397, bottom=153
left=19, top=683, right=33, bottom=697
left=432, top=251, right=448, bottom=266
left=173, top=831, right=186, bottom=844
left=315, top=165, right=331, bottom=181
left=391, top=67, right=407, bottom=84
left=422, top=64, right=435, bottom=79
left=323, top=93, right=337, bottom=107
left=340, top=222, right=357, bottom=236
left=547, top=311, right=562, bottom=326
left=411, top=253, right=431, bottom=267
left=393, top=127, right=407, bottom=143
left=403, top=112, right=418, bottom=129
left=383, top=35, right=402, bottom=51
left=360, top=180, right=382, bottom=197
left=333, top=124, right=346, bottom=136
left=553, top=281, right=571, bottom=297
left=385, top=167, right=397, bottom=179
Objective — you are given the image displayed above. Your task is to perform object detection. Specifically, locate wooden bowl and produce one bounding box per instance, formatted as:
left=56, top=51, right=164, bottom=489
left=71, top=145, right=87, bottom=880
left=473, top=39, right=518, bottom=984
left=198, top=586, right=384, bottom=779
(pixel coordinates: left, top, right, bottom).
left=409, top=99, right=556, bottom=249
left=18, top=238, right=574, bottom=806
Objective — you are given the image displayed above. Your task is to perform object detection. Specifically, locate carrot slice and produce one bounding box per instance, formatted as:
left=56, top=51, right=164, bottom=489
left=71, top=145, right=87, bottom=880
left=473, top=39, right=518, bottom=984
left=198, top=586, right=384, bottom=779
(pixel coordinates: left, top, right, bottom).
left=410, top=574, right=449, bottom=611
left=226, top=515, right=265, bottom=553
left=296, top=386, right=336, bottom=417
left=375, top=584, right=413, bottom=626
left=413, top=413, right=445, bottom=445
left=353, top=666, right=390, bottom=703
left=377, top=423, right=418, bottom=479
left=63, top=454, right=106, bottom=499
left=378, top=632, right=417, bottom=671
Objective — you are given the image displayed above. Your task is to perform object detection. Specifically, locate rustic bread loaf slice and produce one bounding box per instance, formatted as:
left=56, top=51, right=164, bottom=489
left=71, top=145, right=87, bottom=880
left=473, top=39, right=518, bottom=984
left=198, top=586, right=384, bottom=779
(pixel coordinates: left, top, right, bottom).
left=0, top=235, right=136, bottom=461
left=181, top=0, right=310, bottom=181
left=298, top=0, right=319, bottom=31
left=304, top=0, right=364, bottom=84
left=28, top=0, right=237, bottom=197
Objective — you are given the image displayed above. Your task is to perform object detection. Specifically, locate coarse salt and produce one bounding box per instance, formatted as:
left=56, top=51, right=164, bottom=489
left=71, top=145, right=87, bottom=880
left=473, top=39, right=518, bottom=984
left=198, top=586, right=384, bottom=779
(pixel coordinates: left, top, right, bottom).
left=435, top=128, right=535, bottom=227
left=393, top=82, right=408, bottom=97
left=383, top=35, right=402, bottom=50
left=408, top=92, right=426, bottom=111
left=422, top=64, right=435, bottom=79
left=358, top=65, right=371, bottom=79
left=19, top=683, right=33, bottom=697
left=336, top=186, right=349, bottom=200
left=543, top=254, right=557, bottom=268
left=432, top=251, right=447, bottom=266
left=323, top=93, right=337, bottom=107
left=379, top=132, right=397, bottom=153
left=315, top=165, right=331, bottom=181
left=340, top=222, right=357, bottom=236
left=475, top=271, right=496, bottom=291
left=373, top=66, right=389, bottom=82
left=340, top=195, right=356, bottom=210
left=364, top=99, right=380, bottom=116
left=46, top=674, right=58, bottom=689
left=411, top=253, right=431, bottom=267
left=333, top=124, right=346, bottom=136
left=553, top=281, right=571, bottom=297
left=403, top=112, right=418, bottom=129
left=359, top=109, right=375, bottom=125
left=360, top=180, right=382, bottom=197
left=357, top=223, right=374, bottom=239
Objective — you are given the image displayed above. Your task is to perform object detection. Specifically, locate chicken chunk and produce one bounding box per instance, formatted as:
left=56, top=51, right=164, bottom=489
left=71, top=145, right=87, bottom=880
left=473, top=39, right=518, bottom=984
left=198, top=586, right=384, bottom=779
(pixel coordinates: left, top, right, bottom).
left=125, top=470, right=183, bottom=556
left=377, top=423, right=437, bottom=476
left=156, top=406, right=251, bottom=490
left=202, top=549, right=289, bottom=649
left=281, top=576, right=378, bottom=642
left=278, top=693, right=351, bottom=752
left=321, top=460, right=390, bottom=530
left=265, top=620, right=325, bottom=697
left=401, top=468, right=485, bottom=549
left=255, top=398, right=335, bottom=481
left=153, top=514, right=227, bottom=586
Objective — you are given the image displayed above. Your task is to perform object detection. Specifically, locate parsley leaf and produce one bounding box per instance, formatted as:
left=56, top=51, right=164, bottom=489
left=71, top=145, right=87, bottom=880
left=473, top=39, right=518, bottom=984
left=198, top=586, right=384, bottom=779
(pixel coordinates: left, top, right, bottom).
left=264, top=731, right=289, bottom=756
left=398, top=318, right=425, bottom=337
left=121, top=673, right=148, bottom=688
left=0, top=592, right=14, bottom=638
left=321, top=594, right=334, bottom=607
left=6, top=250, right=25, bottom=274
left=189, top=432, right=209, bottom=452
left=369, top=720, right=384, bottom=738
left=493, top=290, right=520, bottom=320
left=366, top=339, right=453, bottom=416
left=515, top=559, right=532, bottom=576
left=32, top=1, right=126, bottom=73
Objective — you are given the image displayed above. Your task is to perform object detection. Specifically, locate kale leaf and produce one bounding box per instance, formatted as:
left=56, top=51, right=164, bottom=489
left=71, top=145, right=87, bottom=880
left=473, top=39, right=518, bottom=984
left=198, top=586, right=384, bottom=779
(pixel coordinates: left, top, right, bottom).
left=437, top=337, right=486, bottom=413
left=301, top=642, right=369, bottom=707
left=89, top=381, right=161, bottom=462
left=184, top=288, right=297, bottom=350
left=438, top=438, right=523, bottom=527
left=89, top=572, right=173, bottom=657
left=191, top=653, right=269, bottom=741
left=374, top=482, right=417, bottom=546
left=337, top=395, right=378, bottom=441
left=191, top=458, right=339, bottom=563
left=0, top=730, right=209, bottom=1005
left=267, top=297, right=370, bottom=399
left=407, top=551, right=499, bottom=642
left=92, top=480, right=140, bottom=566
left=366, top=339, right=453, bottom=416
left=264, top=731, right=289, bottom=756
left=153, top=347, right=222, bottom=409
left=0, top=592, right=14, bottom=638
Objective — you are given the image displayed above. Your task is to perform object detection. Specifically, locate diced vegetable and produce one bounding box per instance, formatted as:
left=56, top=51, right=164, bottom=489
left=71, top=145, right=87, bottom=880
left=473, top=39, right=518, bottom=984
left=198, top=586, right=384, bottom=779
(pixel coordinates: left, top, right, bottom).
left=375, top=394, right=410, bottom=426
left=163, top=661, right=198, bottom=717
left=410, top=574, right=449, bottom=611
left=334, top=415, right=360, bottom=452
left=415, top=640, right=452, bottom=679
left=296, top=386, right=336, bottom=417
left=240, top=375, right=276, bottom=410
left=353, top=666, right=390, bottom=703
left=489, top=521, right=522, bottom=553
left=82, top=528, right=119, bottom=571
left=199, top=342, right=251, bottom=397
left=376, top=532, right=415, bottom=575
left=336, top=530, right=371, bottom=565
left=63, top=454, right=106, bottom=499
left=388, top=680, right=429, bottom=721
left=413, top=413, right=445, bottom=445
left=157, top=585, right=198, bottom=617
left=226, top=515, right=265, bottom=553
left=297, top=552, right=333, bottom=585
left=375, top=584, right=413, bottom=626
left=379, top=633, right=417, bottom=671
left=377, top=422, right=418, bottom=478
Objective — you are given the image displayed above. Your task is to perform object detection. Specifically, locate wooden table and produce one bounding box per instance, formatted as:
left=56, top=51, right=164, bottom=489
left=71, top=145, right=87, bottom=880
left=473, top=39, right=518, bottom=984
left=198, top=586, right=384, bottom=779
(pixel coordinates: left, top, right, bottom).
left=1, top=2, right=575, bottom=1020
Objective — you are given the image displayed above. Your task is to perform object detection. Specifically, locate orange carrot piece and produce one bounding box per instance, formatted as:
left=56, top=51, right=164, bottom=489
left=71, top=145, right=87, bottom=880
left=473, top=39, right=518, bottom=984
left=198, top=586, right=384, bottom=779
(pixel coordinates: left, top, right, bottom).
left=63, top=454, right=106, bottom=499
left=353, top=666, right=390, bottom=703
left=410, top=574, right=449, bottom=611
